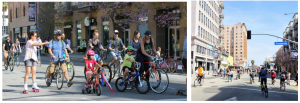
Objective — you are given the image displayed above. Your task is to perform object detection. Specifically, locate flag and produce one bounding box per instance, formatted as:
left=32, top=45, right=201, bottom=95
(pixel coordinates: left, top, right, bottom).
left=100, top=70, right=114, bottom=94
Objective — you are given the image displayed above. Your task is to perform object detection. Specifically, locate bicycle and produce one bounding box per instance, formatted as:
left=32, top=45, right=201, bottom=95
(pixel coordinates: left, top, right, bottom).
left=280, top=79, right=285, bottom=91
left=65, top=53, right=75, bottom=81
left=45, top=58, right=65, bottom=90
left=4, top=50, right=14, bottom=71
left=110, top=49, right=125, bottom=79
left=250, top=76, right=255, bottom=84
left=13, top=50, right=21, bottom=67
left=82, top=68, right=102, bottom=96
left=174, top=58, right=186, bottom=74
left=261, top=81, right=268, bottom=98
left=194, top=74, right=204, bottom=87
left=115, top=62, right=150, bottom=94
left=84, top=58, right=112, bottom=84
left=272, top=79, right=276, bottom=85
left=142, top=59, right=169, bottom=94
left=160, top=53, right=176, bottom=73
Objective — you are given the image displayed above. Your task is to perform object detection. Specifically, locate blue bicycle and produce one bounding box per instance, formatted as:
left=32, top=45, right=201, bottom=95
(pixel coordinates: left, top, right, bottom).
left=115, top=62, right=150, bottom=94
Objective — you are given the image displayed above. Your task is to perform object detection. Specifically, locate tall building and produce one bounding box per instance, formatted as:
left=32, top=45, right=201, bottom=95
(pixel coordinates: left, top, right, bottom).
left=191, top=0, right=224, bottom=74
left=283, top=13, right=298, bottom=52
left=221, top=23, right=248, bottom=69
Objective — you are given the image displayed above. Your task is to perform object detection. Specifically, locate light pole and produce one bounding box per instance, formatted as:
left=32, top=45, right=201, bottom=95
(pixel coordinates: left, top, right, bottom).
left=284, top=12, right=298, bottom=15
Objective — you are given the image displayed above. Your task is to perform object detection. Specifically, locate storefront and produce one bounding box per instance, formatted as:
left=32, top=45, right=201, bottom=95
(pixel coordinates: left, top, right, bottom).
left=14, top=27, right=20, bottom=40
left=21, top=26, right=27, bottom=39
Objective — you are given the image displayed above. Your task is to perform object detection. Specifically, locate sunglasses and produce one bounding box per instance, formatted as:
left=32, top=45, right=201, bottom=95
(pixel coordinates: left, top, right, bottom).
left=127, top=51, right=133, bottom=52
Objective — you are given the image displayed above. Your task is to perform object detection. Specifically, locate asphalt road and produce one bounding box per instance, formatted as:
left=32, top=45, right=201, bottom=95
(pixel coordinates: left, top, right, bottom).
left=191, top=73, right=298, bottom=101
left=2, top=53, right=187, bottom=101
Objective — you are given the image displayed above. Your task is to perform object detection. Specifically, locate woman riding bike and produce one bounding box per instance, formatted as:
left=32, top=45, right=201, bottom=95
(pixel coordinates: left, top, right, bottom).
left=83, top=30, right=107, bottom=62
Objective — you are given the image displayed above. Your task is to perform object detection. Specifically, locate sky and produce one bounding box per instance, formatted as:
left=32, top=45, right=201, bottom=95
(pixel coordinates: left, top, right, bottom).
left=222, top=1, right=298, bottom=66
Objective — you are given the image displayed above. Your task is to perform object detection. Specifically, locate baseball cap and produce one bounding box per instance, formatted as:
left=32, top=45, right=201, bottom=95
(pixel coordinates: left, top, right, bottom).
left=144, top=30, right=151, bottom=36
left=114, top=30, right=119, bottom=34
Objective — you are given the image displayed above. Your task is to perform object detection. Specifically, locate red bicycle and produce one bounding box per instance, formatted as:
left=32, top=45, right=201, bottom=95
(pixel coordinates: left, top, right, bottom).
left=82, top=69, right=102, bottom=96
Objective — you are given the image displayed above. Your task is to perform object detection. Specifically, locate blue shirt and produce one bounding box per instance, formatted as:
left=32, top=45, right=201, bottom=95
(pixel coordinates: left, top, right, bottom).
left=48, top=40, right=67, bottom=63
left=260, top=69, right=268, bottom=78
left=129, top=39, right=141, bottom=55
left=182, top=36, right=187, bottom=59
left=108, top=37, right=124, bottom=53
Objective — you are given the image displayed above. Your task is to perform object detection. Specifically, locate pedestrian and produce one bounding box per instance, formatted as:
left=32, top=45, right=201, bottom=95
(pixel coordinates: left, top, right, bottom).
left=129, top=31, right=141, bottom=58
left=223, top=69, right=226, bottom=78
left=44, top=38, right=48, bottom=53
left=287, top=72, right=291, bottom=85
left=66, top=37, right=71, bottom=51
left=295, top=70, right=298, bottom=86
left=182, top=36, right=187, bottom=74
left=23, top=31, right=49, bottom=93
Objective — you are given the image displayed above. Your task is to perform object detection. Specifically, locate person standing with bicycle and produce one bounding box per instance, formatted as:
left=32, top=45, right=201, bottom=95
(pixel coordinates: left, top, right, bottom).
left=259, top=67, right=268, bottom=91
left=129, top=31, right=141, bottom=58
left=135, top=30, right=159, bottom=80
left=108, top=30, right=126, bottom=67
left=46, top=30, right=73, bottom=87
left=23, top=31, right=49, bottom=93
left=3, top=36, right=16, bottom=68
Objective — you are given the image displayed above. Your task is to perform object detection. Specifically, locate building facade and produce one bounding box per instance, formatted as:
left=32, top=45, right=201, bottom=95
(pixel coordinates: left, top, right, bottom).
left=191, top=0, right=224, bottom=75
left=283, top=13, right=298, bottom=52
left=8, top=2, right=38, bottom=41
left=54, top=2, right=187, bottom=59
left=221, top=23, right=248, bottom=69
left=2, top=7, right=9, bottom=36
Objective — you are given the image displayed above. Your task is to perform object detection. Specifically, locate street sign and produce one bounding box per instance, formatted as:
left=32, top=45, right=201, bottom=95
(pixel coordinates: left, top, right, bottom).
left=274, top=42, right=289, bottom=45
left=37, top=28, right=42, bottom=30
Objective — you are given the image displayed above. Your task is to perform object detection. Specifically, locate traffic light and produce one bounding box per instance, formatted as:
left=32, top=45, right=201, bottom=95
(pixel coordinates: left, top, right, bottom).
left=247, top=30, right=251, bottom=39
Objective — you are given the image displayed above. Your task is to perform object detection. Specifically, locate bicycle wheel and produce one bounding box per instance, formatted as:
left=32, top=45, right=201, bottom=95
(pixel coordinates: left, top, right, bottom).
left=67, top=62, right=75, bottom=81
left=149, top=69, right=169, bottom=94
left=136, top=78, right=150, bottom=94
left=99, top=65, right=112, bottom=83
left=5, top=58, right=10, bottom=70
left=96, top=84, right=102, bottom=96
left=16, top=55, right=20, bottom=67
left=115, top=77, right=127, bottom=92
left=265, top=88, right=268, bottom=98
left=169, top=61, right=176, bottom=73
left=45, top=66, right=52, bottom=86
left=194, top=78, right=199, bottom=87
left=118, top=63, right=123, bottom=78
left=160, top=62, right=169, bottom=73
left=10, top=56, right=14, bottom=71
left=111, top=63, right=117, bottom=79
left=56, top=67, right=64, bottom=90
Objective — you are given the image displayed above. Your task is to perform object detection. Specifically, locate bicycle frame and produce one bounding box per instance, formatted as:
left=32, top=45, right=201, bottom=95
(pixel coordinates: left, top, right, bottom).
left=141, top=61, right=160, bottom=82
left=119, top=63, right=142, bottom=87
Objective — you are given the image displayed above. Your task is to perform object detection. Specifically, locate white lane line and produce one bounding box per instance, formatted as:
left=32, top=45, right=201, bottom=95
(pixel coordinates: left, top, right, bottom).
left=225, top=96, right=237, bottom=101
left=155, top=98, right=187, bottom=101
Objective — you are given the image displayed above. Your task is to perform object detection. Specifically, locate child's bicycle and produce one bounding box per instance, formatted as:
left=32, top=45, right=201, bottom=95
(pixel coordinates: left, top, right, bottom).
left=82, top=69, right=102, bottom=96
left=84, top=57, right=112, bottom=84
left=115, top=62, right=150, bottom=94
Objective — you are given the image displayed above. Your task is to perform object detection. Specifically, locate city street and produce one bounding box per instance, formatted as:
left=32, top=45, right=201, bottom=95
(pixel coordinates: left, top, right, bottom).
left=2, top=53, right=187, bottom=101
left=191, top=73, right=298, bottom=101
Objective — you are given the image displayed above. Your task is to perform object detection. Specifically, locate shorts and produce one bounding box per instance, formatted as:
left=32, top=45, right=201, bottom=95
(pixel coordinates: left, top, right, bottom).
left=86, top=71, right=93, bottom=75
left=122, top=66, right=135, bottom=73
left=24, top=59, right=37, bottom=66
left=3, top=52, right=8, bottom=58
left=271, top=77, right=275, bottom=80
left=110, top=52, right=121, bottom=58
left=48, top=61, right=67, bottom=74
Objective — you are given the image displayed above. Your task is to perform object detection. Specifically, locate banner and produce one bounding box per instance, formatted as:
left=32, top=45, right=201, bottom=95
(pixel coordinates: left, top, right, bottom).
left=29, top=2, right=36, bottom=21
left=291, top=49, right=298, bottom=61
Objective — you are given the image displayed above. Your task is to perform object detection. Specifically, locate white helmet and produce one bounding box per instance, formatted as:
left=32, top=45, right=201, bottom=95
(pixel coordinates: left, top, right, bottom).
left=54, top=30, right=63, bottom=35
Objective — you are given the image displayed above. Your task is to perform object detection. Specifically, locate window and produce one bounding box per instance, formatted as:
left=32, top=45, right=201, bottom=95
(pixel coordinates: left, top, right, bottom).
left=201, top=28, right=202, bottom=38
left=201, top=13, right=203, bottom=23
left=227, top=46, right=228, bottom=48
left=236, top=49, right=237, bottom=51
left=240, top=46, right=242, bottom=47
left=232, top=37, right=233, bottom=39
left=240, top=52, right=242, bottom=54
left=236, top=52, right=237, bottom=54
left=241, top=36, right=242, bottom=38
left=198, top=26, right=200, bottom=37
left=199, top=11, right=200, bottom=21
left=199, top=0, right=201, bottom=6
left=236, top=46, right=237, bottom=48
left=236, top=36, right=237, bottom=38
left=241, top=26, right=242, bottom=28
left=197, top=45, right=199, bottom=53
left=240, top=39, right=242, bottom=41
left=236, top=33, right=237, bottom=35
left=10, top=10, right=12, bottom=22
left=241, top=56, right=242, bottom=57
left=16, top=8, right=18, bottom=18
left=23, top=6, right=25, bottom=16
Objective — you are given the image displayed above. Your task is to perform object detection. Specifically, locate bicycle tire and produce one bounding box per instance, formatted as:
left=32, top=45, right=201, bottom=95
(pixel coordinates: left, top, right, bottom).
left=99, top=65, right=112, bottom=84
left=115, top=77, right=127, bottom=92
left=149, top=69, right=169, bottom=94
left=265, top=88, right=268, bottom=98
left=136, top=78, right=150, bottom=94
left=169, top=61, right=176, bottom=73
left=194, top=78, right=199, bottom=87
left=67, top=62, right=75, bottom=81
left=16, top=55, right=20, bottom=67
left=5, top=58, right=10, bottom=70
left=45, top=66, right=52, bottom=86
left=10, top=56, right=14, bottom=71
left=160, top=63, right=169, bottom=73
left=56, top=67, right=64, bottom=90
left=118, top=63, right=123, bottom=78
left=96, top=84, right=102, bottom=96
left=112, top=63, right=118, bottom=79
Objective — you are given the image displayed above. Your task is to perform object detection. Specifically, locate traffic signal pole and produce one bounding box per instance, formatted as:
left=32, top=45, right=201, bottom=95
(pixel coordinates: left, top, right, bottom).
left=250, top=34, right=298, bottom=44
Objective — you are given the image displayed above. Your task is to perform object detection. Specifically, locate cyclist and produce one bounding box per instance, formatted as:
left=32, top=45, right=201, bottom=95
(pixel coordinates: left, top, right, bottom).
left=3, top=36, right=16, bottom=67
left=108, top=30, right=126, bottom=67
left=46, top=30, right=73, bottom=87
left=259, top=67, right=268, bottom=90
left=135, top=30, right=160, bottom=80
left=196, top=66, right=204, bottom=84
left=271, top=70, right=276, bottom=84
left=13, top=38, right=22, bottom=60
left=129, top=31, right=141, bottom=58
left=84, top=50, right=103, bottom=88
left=23, top=31, right=49, bottom=93
left=121, top=46, right=137, bottom=89
left=250, top=70, right=255, bottom=83
left=280, top=71, right=286, bottom=87
left=61, top=34, right=73, bottom=54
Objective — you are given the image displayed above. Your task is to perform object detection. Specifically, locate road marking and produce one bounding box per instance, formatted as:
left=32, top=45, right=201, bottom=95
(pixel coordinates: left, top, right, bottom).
left=225, top=96, right=237, bottom=101
left=155, top=98, right=187, bottom=101
left=293, top=85, right=298, bottom=88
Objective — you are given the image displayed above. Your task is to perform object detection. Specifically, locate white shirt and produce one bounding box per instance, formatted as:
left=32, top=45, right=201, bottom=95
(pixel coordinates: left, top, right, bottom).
left=35, top=39, right=42, bottom=49
left=24, top=40, right=37, bottom=61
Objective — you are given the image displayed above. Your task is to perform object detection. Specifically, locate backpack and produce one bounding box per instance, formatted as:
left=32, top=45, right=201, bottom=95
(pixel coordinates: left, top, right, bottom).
left=110, top=37, right=121, bottom=50
left=261, top=70, right=267, bottom=76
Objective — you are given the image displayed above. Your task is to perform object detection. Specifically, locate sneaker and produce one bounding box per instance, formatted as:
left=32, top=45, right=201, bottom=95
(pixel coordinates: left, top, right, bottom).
left=85, top=82, right=88, bottom=88
left=126, top=84, right=133, bottom=90
left=46, top=79, right=51, bottom=85
left=67, top=81, right=74, bottom=87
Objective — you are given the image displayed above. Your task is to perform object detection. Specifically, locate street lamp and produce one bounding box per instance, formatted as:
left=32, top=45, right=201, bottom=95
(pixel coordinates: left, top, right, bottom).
left=284, top=12, right=298, bottom=15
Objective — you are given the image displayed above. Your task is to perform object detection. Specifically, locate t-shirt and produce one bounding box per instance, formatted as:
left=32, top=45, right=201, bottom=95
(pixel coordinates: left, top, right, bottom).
left=129, top=39, right=141, bottom=55
left=3, top=40, right=13, bottom=51
left=122, top=54, right=135, bottom=68
left=85, top=59, right=97, bottom=72
left=35, top=39, right=42, bottom=49
left=24, top=40, right=37, bottom=61
left=108, top=37, right=124, bottom=53
left=48, top=40, right=67, bottom=63
left=197, top=67, right=204, bottom=76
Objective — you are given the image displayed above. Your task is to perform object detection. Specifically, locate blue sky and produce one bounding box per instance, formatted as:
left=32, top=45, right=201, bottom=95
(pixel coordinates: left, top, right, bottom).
left=223, top=1, right=298, bottom=66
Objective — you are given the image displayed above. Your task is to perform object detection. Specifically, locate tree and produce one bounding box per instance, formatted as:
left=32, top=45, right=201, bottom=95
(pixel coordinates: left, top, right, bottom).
left=2, top=2, right=8, bottom=35
left=282, top=50, right=297, bottom=74
left=251, top=60, right=254, bottom=66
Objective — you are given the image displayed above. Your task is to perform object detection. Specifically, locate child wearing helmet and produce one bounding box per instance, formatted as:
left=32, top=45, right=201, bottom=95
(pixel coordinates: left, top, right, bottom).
left=121, top=46, right=136, bottom=89
left=85, top=50, right=103, bottom=88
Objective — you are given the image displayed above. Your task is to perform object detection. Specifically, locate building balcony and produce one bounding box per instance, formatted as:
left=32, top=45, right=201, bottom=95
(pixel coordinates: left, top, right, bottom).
left=220, top=1, right=224, bottom=9
left=78, top=2, right=97, bottom=13
left=283, top=32, right=287, bottom=38
left=219, top=13, right=224, bottom=18
left=289, top=21, right=294, bottom=28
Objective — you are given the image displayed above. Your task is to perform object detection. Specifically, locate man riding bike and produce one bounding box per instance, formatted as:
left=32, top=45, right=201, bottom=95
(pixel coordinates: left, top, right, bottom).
left=46, top=30, right=73, bottom=87
left=271, top=70, right=276, bottom=84
left=3, top=36, right=16, bottom=67
left=108, top=30, right=127, bottom=67
left=196, top=66, right=204, bottom=84
left=259, top=67, right=268, bottom=90
left=280, top=71, right=286, bottom=87
left=250, top=70, right=255, bottom=83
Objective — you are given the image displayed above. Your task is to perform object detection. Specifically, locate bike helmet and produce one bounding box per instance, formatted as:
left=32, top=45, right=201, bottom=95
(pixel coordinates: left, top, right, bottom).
left=281, top=71, right=285, bottom=74
left=54, top=30, right=63, bottom=35
left=127, top=46, right=134, bottom=51
left=87, top=50, right=95, bottom=56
